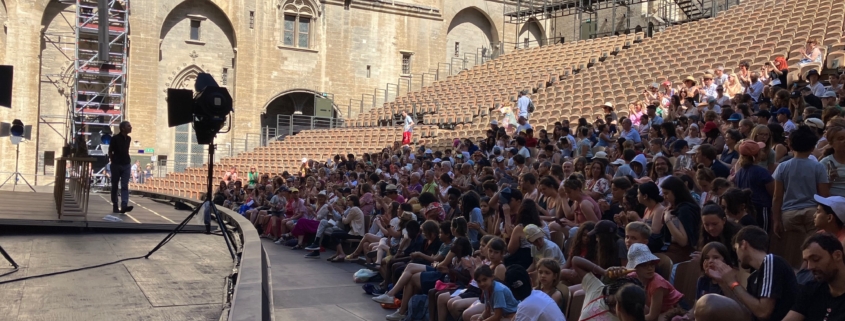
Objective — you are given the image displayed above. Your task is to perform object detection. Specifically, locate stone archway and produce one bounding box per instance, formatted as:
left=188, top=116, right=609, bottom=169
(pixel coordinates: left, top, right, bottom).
left=169, top=65, right=207, bottom=172
left=518, top=18, right=546, bottom=48
left=261, top=89, right=342, bottom=139
left=446, top=7, right=499, bottom=64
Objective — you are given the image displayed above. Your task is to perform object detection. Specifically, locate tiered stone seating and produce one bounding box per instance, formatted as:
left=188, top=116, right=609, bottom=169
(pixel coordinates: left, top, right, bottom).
left=136, top=0, right=845, bottom=199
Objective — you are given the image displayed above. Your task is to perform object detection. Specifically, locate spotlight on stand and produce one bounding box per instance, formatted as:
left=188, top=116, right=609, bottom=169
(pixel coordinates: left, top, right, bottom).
left=0, top=119, right=31, bottom=145
left=167, top=73, right=233, bottom=144
left=0, top=119, right=35, bottom=192
left=155, top=73, right=237, bottom=260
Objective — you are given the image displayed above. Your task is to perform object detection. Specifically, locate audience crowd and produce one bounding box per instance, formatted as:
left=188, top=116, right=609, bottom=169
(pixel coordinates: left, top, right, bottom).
left=213, top=64, right=845, bottom=321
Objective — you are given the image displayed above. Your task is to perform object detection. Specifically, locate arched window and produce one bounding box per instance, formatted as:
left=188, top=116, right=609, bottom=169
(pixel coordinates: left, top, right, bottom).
left=278, top=0, right=317, bottom=49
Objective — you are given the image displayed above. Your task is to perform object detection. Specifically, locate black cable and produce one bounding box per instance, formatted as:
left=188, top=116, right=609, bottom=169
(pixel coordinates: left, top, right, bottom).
left=0, top=255, right=145, bottom=285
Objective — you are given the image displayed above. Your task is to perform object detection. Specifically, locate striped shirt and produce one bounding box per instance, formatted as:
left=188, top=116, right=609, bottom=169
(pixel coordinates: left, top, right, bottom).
left=745, top=254, right=797, bottom=321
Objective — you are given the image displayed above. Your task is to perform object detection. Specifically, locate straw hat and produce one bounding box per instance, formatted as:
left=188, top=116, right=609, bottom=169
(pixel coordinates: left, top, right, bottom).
left=683, top=76, right=697, bottom=85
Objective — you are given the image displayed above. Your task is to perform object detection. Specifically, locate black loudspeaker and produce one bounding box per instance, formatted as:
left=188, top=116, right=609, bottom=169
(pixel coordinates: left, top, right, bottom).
left=166, top=88, right=194, bottom=127
left=0, top=65, right=12, bottom=107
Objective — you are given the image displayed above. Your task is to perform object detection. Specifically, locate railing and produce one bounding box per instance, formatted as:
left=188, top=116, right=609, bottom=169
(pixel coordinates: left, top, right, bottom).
left=54, top=157, right=95, bottom=219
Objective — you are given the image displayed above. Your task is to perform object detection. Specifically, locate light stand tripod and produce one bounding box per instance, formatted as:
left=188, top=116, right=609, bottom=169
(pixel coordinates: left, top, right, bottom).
left=0, top=244, right=19, bottom=277
left=145, top=139, right=236, bottom=261
left=0, top=143, right=35, bottom=192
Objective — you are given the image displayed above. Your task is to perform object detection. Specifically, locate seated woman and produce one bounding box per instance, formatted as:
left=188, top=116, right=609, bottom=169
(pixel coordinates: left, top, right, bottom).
left=563, top=256, right=644, bottom=321
left=324, top=195, right=366, bottom=262
left=504, top=199, right=549, bottom=270
left=381, top=220, right=444, bottom=286
left=373, top=237, right=476, bottom=321
left=346, top=202, right=400, bottom=262
left=697, top=203, right=740, bottom=262
left=438, top=236, right=502, bottom=321
left=654, top=177, right=701, bottom=264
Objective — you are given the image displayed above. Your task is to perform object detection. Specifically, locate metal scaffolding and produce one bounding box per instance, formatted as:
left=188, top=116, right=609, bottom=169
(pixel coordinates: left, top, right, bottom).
left=502, top=0, right=738, bottom=44
left=71, top=0, right=129, bottom=156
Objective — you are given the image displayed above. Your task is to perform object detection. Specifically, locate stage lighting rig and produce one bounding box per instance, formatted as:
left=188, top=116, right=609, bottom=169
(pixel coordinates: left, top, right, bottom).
left=167, top=73, right=233, bottom=144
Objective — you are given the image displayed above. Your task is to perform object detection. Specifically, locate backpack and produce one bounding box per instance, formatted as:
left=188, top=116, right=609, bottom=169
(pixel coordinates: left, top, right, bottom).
left=527, top=100, right=535, bottom=113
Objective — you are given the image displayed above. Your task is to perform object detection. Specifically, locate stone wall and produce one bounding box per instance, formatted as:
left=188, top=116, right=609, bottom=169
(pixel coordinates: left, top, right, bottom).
left=0, top=0, right=519, bottom=181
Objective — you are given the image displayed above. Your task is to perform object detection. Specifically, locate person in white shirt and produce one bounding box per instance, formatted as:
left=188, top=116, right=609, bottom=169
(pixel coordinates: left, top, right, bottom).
left=713, top=66, right=729, bottom=86
left=714, top=85, right=731, bottom=107
left=776, top=108, right=797, bottom=133
left=806, top=69, right=827, bottom=97
left=401, top=111, right=414, bottom=146
left=747, top=72, right=765, bottom=103
left=701, top=73, right=718, bottom=101
left=517, top=90, right=531, bottom=119
left=506, top=264, right=566, bottom=321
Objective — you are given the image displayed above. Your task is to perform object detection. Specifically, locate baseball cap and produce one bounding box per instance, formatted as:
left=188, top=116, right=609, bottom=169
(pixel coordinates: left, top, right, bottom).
left=593, top=151, right=608, bottom=160
left=498, top=187, right=512, bottom=205
left=776, top=108, right=791, bottom=117
left=686, top=144, right=701, bottom=155
left=424, top=149, right=433, bottom=154
left=753, top=110, right=771, bottom=118
left=738, top=140, right=766, bottom=157
left=523, top=224, right=545, bottom=242
left=728, top=113, right=742, bottom=122
left=701, top=121, right=718, bottom=133
left=509, top=148, right=519, bottom=155
left=588, top=220, right=618, bottom=236
left=815, top=195, right=845, bottom=224
left=758, top=97, right=772, bottom=106
left=707, top=97, right=717, bottom=103
left=672, top=139, right=689, bottom=152
left=385, top=184, right=398, bottom=191
left=340, top=187, right=352, bottom=194
left=822, top=91, right=839, bottom=98
left=495, top=155, right=505, bottom=163
left=504, top=265, right=533, bottom=301
left=490, top=119, right=499, bottom=125
left=791, top=90, right=803, bottom=98
left=611, top=159, right=626, bottom=165
left=805, top=118, right=825, bottom=129
left=289, top=187, right=299, bottom=193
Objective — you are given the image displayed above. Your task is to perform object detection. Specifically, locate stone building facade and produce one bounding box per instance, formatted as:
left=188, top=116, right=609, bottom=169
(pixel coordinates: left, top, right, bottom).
left=0, top=0, right=664, bottom=184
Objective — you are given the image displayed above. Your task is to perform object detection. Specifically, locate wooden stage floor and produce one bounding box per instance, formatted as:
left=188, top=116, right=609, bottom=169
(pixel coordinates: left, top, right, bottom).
left=0, top=190, right=206, bottom=231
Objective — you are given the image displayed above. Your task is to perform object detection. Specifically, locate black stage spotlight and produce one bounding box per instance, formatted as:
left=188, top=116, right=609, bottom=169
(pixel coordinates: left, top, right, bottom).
left=166, top=73, right=233, bottom=144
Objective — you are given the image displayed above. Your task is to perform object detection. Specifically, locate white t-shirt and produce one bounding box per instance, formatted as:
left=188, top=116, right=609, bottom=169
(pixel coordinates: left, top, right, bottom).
left=716, top=95, right=732, bottom=107
left=404, top=115, right=414, bottom=133
left=809, top=82, right=826, bottom=97
left=513, top=290, right=566, bottom=321
left=531, top=239, right=566, bottom=266
left=517, top=96, right=531, bottom=118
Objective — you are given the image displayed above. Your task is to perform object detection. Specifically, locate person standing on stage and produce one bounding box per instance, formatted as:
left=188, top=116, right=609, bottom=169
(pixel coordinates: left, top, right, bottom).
left=402, top=111, right=414, bottom=146
left=108, top=121, right=134, bottom=214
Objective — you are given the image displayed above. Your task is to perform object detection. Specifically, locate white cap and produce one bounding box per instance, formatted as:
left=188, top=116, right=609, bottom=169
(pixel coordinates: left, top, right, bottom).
left=425, top=149, right=433, bottom=154
left=490, top=120, right=499, bottom=125
left=686, top=144, right=701, bottom=155
left=593, top=151, right=608, bottom=160
left=603, top=102, right=613, bottom=108
left=815, top=195, right=845, bottom=223
left=433, top=158, right=442, bottom=163
left=302, top=158, right=308, bottom=163
left=610, top=159, right=625, bottom=165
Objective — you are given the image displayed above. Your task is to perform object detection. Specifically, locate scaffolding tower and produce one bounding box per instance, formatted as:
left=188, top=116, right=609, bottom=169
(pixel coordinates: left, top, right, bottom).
left=71, top=0, right=129, bottom=156
left=503, top=0, right=729, bottom=44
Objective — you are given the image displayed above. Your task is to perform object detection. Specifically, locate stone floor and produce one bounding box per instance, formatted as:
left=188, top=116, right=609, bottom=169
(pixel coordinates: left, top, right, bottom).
left=264, top=239, right=392, bottom=321
left=0, top=230, right=232, bottom=321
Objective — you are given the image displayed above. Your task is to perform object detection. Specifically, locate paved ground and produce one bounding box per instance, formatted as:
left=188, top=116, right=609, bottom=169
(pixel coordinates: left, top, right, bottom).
left=263, top=239, right=391, bottom=321
left=0, top=230, right=232, bottom=321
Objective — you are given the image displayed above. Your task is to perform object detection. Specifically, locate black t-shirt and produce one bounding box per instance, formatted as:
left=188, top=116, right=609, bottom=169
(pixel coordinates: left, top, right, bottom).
left=746, top=254, right=798, bottom=321
left=109, top=133, right=131, bottom=165
left=792, top=279, right=845, bottom=321
left=602, top=202, right=622, bottom=222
